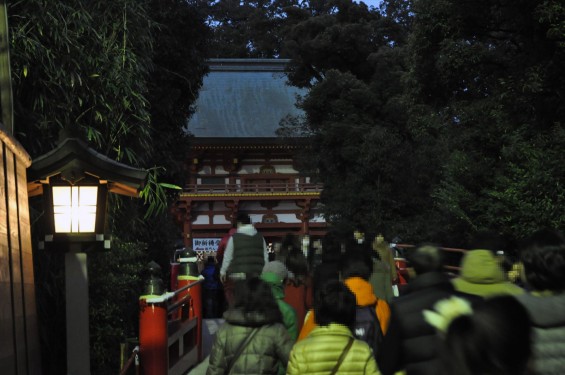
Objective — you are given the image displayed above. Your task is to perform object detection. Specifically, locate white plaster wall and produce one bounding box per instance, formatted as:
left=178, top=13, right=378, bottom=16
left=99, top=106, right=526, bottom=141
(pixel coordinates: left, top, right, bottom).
left=249, top=214, right=263, bottom=224
left=213, top=215, right=231, bottom=224
left=277, top=213, right=300, bottom=223
left=239, top=165, right=262, bottom=174
left=193, top=216, right=210, bottom=224
left=213, top=166, right=229, bottom=175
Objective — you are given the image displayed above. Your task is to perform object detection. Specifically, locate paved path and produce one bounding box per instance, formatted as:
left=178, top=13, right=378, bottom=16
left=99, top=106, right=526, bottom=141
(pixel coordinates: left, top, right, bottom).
left=187, top=355, right=209, bottom=374
left=186, top=318, right=224, bottom=374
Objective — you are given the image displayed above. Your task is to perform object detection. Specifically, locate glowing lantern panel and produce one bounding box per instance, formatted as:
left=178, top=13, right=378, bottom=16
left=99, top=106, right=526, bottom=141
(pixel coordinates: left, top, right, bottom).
left=52, top=186, right=98, bottom=233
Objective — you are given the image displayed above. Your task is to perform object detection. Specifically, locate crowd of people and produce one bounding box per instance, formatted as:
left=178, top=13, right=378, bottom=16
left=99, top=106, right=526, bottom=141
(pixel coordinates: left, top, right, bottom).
left=200, top=214, right=565, bottom=375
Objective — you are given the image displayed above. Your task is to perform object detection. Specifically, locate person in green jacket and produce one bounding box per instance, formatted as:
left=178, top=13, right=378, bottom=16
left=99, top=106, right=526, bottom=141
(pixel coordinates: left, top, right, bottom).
left=207, top=277, right=293, bottom=375
left=288, top=279, right=380, bottom=375
left=260, top=260, right=298, bottom=341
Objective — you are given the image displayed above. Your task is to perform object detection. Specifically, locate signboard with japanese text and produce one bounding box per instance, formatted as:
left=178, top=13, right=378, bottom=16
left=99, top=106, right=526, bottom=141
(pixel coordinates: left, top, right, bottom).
left=193, top=238, right=221, bottom=252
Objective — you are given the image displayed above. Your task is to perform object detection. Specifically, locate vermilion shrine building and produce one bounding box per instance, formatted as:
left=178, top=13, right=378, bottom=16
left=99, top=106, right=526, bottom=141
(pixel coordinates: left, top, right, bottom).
left=173, top=59, right=327, bottom=256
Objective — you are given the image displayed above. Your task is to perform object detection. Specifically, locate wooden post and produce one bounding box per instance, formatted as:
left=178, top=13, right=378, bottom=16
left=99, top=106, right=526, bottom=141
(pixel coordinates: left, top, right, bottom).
left=65, top=246, right=91, bottom=375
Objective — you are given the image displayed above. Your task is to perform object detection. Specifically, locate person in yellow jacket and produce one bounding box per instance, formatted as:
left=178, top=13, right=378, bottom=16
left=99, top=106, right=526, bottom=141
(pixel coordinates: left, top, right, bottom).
left=298, top=250, right=391, bottom=342
left=288, top=279, right=381, bottom=374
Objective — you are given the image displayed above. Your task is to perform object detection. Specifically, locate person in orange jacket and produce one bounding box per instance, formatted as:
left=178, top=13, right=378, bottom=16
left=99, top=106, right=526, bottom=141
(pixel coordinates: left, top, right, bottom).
left=298, top=249, right=391, bottom=341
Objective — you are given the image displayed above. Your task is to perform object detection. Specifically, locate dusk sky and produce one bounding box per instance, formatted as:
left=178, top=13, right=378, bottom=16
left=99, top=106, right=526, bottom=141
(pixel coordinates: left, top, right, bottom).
left=356, top=0, right=382, bottom=9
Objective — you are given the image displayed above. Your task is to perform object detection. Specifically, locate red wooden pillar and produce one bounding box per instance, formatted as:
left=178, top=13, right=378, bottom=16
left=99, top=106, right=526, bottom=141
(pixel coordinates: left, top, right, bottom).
left=138, top=298, right=168, bottom=375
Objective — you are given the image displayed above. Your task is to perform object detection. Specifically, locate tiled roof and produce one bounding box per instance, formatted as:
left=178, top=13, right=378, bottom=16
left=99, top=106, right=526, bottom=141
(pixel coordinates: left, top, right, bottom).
left=186, top=59, right=305, bottom=138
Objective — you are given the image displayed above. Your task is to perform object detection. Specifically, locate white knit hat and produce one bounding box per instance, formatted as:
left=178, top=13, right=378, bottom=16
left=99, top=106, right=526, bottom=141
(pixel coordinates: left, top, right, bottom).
left=261, top=260, right=288, bottom=281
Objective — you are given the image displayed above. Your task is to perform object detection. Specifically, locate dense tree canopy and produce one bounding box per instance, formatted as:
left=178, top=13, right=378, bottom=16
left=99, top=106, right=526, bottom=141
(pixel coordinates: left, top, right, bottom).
left=407, top=0, right=565, bottom=243
left=7, top=0, right=565, bottom=371
left=277, top=0, right=446, bottom=240
left=276, top=0, right=565, bottom=245
left=8, top=0, right=209, bottom=372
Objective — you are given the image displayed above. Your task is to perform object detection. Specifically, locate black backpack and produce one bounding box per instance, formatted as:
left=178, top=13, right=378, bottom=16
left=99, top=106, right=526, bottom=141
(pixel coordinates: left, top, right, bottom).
left=353, top=303, right=383, bottom=359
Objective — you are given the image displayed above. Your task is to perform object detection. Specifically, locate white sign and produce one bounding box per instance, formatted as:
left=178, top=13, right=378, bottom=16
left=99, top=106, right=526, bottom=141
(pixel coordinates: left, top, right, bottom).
left=193, top=238, right=221, bottom=252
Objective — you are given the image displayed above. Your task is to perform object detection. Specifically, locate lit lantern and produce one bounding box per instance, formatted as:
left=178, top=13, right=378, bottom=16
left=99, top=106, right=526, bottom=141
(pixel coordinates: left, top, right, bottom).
left=28, top=138, right=146, bottom=250
left=27, top=137, right=147, bottom=375
left=39, top=174, right=109, bottom=249
left=52, top=185, right=98, bottom=233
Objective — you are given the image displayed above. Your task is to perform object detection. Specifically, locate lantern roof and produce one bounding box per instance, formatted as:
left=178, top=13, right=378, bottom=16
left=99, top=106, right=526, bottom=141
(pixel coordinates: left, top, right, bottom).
left=27, top=137, right=147, bottom=198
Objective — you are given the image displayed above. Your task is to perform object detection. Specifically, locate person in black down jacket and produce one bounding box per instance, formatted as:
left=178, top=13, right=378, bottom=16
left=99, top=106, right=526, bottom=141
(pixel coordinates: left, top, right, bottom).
left=439, top=295, right=532, bottom=375
left=207, top=277, right=293, bottom=375
left=515, top=228, right=565, bottom=375
left=377, top=244, right=481, bottom=375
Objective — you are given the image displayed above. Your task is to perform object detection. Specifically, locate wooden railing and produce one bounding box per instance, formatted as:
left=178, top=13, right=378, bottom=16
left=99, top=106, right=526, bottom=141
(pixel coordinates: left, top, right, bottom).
left=394, top=244, right=467, bottom=274
left=137, top=279, right=203, bottom=375
left=183, top=182, right=323, bottom=194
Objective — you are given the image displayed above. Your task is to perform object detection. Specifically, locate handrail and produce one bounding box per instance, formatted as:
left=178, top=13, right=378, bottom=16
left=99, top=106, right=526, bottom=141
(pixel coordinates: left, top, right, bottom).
left=183, top=182, right=323, bottom=194
left=142, top=279, right=203, bottom=304
left=119, top=346, right=139, bottom=375
left=394, top=243, right=467, bottom=273
left=171, top=278, right=203, bottom=297
left=167, top=294, right=190, bottom=315
left=394, top=243, right=468, bottom=254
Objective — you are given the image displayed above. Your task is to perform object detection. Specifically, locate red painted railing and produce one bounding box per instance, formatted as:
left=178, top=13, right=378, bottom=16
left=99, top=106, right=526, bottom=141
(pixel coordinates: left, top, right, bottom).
left=394, top=244, right=467, bottom=274
left=137, top=279, right=203, bottom=375
left=183, top=182, right=323, bottom=194
left=119, top=346, right=139, bottom=375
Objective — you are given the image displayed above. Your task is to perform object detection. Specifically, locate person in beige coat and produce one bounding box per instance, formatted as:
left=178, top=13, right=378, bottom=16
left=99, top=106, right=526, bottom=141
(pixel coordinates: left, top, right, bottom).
left=369, top=234, right=396, bottom=302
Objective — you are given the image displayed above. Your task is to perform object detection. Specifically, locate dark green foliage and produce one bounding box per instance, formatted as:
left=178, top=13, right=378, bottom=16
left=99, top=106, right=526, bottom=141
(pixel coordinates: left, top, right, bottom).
left=408, top=0, right=565, bottom=241
left=272, top=0, right=565, bottom=245
left=89, top=240, right=148, bottom=375
left=9, top=0, right=153, bottom=161
left=8, top=0, right=208, bottom=372
left=146, top=0, right=209, bottom=183
left=205, top=0, right=301, bottom=58
left=279, top=1, right=445, bottom=241
left=284, top=0, right=384, bottom=87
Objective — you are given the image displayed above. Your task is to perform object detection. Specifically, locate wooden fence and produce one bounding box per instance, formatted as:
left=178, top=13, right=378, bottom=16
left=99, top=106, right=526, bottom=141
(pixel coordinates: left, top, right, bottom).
left=0, top=125, right=42, bottom=374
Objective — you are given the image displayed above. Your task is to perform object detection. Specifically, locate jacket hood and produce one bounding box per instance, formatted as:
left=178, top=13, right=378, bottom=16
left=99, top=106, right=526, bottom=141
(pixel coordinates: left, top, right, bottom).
left=459, top=249, right=506, bottom=284
left=236, top=224, right=258, bottom=236
left=344, top=277, right=378, bottom=306
left=223, top=308, right=280, bottom=326
left=260, top=272, right=285, bottom=299
left=516, top=293, right=565, bottom=327
left=452, top=250, right=525, bottom=297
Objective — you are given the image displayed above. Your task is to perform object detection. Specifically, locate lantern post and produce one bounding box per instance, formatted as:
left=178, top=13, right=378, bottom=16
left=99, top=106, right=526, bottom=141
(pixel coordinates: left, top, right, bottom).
left=27, top=137, right=147, bottom=375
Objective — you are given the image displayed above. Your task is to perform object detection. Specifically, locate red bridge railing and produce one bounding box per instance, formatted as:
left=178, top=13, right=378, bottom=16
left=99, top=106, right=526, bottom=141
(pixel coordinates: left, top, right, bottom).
left=394, top=244, right=467, bottom=274
left=134, top=278, right=203, bottom=375
left=182, top=182, right=323, bottom=194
